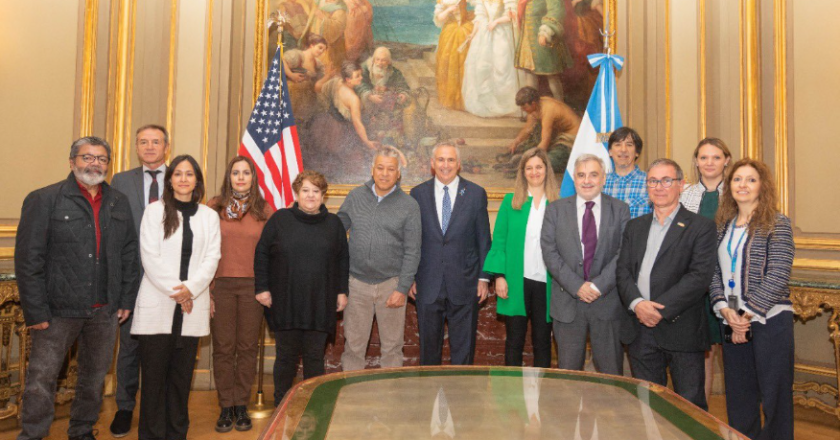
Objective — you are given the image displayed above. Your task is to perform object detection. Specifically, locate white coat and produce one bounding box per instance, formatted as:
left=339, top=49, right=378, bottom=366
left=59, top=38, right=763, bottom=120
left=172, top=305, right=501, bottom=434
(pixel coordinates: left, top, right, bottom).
left=131, top=201, right=221, bottom=337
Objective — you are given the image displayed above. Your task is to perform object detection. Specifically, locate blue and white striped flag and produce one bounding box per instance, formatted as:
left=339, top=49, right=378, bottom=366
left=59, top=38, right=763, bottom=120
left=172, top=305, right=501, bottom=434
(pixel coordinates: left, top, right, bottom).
left=559, top=53, right=624, bottom=197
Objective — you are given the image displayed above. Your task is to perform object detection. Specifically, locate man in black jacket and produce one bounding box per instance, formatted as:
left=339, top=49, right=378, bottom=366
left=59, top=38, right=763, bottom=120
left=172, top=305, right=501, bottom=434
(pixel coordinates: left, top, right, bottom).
left=15, top=136, right=140, bottom=440
left=616, top=158, right=716, bottom=410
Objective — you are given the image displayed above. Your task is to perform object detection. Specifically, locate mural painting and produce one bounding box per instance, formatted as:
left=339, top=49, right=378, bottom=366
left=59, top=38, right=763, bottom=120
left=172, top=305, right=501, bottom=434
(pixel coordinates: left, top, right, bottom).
left=266, top=0, right=606, bottom=189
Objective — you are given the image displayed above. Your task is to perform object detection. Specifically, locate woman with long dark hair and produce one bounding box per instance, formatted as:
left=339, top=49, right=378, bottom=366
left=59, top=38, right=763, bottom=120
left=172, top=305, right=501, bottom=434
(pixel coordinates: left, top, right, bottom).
left=208, top=156, right=274, bottom=432
left=482, top=148, right=559, bottom=367
left=710, top=158, right=795, bottom=439
left=132, top=154, right=221, bottom=440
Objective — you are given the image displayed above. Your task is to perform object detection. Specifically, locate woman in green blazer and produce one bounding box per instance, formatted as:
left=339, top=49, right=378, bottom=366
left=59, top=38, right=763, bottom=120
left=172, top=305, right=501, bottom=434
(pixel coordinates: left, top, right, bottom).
left=483, top=148, right=559, bottom=367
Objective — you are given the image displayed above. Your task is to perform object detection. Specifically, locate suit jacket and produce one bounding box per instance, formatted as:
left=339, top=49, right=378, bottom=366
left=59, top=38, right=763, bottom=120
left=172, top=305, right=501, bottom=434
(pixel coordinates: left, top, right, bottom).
left=616, top=204, right=717, bottom=352
left=111, top=166, right=149, bottom=236
left=541, top=194, right=630, bottom=323
left=410, top=177, right=492, bottom=305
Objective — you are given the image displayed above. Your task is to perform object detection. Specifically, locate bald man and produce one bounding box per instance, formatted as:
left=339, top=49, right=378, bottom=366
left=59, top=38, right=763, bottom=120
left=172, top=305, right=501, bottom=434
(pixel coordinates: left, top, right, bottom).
left=355, top=47, right=419, bottom=145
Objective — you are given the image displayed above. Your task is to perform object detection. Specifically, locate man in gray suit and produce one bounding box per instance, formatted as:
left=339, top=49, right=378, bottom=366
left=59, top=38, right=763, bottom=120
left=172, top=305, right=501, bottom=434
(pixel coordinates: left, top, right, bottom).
left=108, top=124, right=169, bottom=437
left=541, top=154, right=630, bottom=374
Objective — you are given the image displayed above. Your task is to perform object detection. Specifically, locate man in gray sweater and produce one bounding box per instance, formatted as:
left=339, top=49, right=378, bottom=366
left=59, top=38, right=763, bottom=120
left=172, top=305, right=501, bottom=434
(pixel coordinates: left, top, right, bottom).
left=337, top=147, right=422, bottom=370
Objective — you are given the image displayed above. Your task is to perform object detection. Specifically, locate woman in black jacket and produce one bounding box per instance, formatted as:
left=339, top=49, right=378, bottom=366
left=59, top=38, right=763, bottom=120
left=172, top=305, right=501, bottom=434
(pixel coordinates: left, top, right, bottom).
left=254, top=170, right=349, bottom=405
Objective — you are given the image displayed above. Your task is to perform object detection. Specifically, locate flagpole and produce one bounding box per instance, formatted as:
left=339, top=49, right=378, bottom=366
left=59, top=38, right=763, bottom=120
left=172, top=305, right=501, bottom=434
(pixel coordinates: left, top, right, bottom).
left=248, top=22, right=286, bottom=421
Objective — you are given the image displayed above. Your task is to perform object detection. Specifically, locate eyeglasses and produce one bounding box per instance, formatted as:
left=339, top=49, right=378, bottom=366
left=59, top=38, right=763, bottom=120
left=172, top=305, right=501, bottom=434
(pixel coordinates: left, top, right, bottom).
left=646, top=177, right=680, bottom=188
left=75, top=154, right=110, bottom=165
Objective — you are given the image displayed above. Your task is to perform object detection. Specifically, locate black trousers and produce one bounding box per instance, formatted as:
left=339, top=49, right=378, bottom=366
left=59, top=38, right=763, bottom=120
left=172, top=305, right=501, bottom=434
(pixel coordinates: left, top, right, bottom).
left=504, top=278, right=552, bottom=367
left=628, top=326, right=707, bottom=410
left=416, top=281, right=479, bottom=366
left=273, top=330, right=328, bottom=405
left=137, top=308, right=200, bottom=440
left=723, top=311, right=794, bottom=440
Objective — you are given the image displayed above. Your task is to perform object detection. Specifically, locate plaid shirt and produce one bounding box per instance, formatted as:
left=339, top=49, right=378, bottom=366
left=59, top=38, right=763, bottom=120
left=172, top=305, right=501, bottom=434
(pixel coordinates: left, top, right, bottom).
left=604, top=165, right=652, bottom=218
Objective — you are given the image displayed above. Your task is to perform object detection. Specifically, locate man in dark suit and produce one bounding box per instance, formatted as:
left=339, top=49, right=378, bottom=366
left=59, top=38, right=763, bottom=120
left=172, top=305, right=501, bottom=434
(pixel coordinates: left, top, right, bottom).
left=108, top=124, right=169, bottom=437
left=409, top=142, right=492, bottom=365
left=541, top=154, right=630, bottom=374
left=617, top=158, right=717, bottom=410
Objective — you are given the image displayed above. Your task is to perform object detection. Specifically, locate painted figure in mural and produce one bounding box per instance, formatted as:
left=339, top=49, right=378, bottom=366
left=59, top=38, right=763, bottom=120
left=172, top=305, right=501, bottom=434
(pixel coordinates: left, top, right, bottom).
left=433, top=0, right=475, bottom=110
left=310, top=0, right=348, bottom=73
left=461, top=0, right=522, bottom=117
left=356, top=47, right=419, bottom=149
left=501, top=86, right=580, bottom=175
left=515, top=0, right=573, bottom=100
left=303, top=61, right=378, bottom=182
left=283, top=33, right=331, bottom=126
left=561, top=0, right=604, bottom=106
left=273, top=0, right=312, bottom=50
left=343, top=0, right=374, bottom=63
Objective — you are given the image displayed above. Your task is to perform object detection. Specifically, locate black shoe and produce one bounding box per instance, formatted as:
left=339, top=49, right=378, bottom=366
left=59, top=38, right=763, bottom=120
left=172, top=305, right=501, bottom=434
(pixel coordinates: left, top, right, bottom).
left=109, top=410, right=132, bottom=438
left=69, top=429, right=98, bottom=440
left=216, top=407, right=234, bottom=433
left=234, top=405, right=252, bottom=432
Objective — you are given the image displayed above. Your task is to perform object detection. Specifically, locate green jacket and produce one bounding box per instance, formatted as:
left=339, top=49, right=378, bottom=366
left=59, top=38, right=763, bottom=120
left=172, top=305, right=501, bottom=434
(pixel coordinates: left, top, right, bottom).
left=483, top=194, right=552, bottom=321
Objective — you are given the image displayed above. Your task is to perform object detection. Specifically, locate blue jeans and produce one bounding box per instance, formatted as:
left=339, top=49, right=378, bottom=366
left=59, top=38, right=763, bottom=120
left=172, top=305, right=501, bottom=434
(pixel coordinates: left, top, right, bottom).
left=18, top=307, right=118, bottom=440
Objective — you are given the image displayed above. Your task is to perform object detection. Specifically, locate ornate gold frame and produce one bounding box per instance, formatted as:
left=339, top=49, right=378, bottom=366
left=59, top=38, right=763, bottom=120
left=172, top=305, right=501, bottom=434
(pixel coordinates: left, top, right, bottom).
left=252, top=0, right=619, bottom=200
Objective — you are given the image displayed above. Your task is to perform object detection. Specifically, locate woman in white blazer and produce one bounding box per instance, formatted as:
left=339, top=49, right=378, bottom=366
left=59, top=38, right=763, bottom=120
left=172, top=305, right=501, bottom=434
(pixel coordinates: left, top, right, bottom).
left=131, top=154, right=220, bottom=440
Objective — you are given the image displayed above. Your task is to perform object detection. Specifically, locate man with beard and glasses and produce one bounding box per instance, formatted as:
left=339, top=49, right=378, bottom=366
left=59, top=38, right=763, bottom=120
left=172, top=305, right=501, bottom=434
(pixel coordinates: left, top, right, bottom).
left=355, top=47, right=419, bottom=147
left=15, top=136, right=140, bottom=440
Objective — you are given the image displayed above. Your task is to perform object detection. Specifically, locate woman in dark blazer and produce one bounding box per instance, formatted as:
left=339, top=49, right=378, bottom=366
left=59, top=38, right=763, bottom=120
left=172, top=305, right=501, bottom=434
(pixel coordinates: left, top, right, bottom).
left=710, top=158, right=795, bottom=440
left=482, top=148, right=559, bottom=367
left=254, top=170, right=349, bottom=405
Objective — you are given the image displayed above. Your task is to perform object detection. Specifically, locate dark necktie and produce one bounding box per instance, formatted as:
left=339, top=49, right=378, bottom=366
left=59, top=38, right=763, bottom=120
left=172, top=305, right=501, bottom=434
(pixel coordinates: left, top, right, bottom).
left=441, top=186, right=451, bottom=235
left=582, top=201, right=597, bottom=281
left=147, top=170, right=161, bottom=204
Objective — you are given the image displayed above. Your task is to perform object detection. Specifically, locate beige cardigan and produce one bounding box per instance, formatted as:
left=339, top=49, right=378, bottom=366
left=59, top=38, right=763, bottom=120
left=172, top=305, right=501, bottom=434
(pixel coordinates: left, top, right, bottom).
left=131, top=201, right=221, bottom=337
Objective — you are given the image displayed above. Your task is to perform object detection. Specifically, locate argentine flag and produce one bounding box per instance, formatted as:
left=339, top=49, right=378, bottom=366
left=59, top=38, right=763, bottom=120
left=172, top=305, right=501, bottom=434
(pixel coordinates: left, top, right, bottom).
left=559, top=53, right=624, bottom=197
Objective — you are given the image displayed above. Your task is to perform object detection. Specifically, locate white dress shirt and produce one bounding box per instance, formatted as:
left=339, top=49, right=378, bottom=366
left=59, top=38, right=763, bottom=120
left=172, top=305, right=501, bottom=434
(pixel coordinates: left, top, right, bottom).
left=523, top=193, right=547, bottom=283
left=142, top=164, right=166, bottom=206
left=434, top=176, right=460, bottom=227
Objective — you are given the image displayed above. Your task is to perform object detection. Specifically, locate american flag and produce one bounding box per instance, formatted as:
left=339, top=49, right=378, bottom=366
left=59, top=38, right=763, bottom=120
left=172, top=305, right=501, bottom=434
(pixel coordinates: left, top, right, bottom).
left=238, top=47, right=302, bottom=210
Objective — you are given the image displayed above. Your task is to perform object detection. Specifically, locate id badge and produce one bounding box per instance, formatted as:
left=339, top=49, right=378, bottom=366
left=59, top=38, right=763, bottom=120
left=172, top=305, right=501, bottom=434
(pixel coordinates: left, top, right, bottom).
left=727, top=295, right=739, bottom=310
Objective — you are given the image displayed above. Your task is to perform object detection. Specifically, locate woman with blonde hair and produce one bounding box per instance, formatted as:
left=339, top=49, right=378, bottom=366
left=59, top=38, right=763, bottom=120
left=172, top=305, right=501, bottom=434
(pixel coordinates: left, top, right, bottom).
left=710, top=158, right=795, bottom=439
left=679, top=137, right=732, bottom=402
left=483, top=148, right=559, bottom=367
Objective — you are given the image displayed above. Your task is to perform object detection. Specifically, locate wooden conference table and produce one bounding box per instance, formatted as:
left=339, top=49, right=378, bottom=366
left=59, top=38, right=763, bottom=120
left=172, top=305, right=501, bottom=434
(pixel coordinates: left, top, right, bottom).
left=258, top=366, right=747, bottom=440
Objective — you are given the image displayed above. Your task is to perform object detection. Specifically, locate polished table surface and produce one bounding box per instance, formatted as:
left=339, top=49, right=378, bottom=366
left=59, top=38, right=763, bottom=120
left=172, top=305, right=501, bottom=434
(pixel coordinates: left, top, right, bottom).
left=259, top=366, right=747, bottom=440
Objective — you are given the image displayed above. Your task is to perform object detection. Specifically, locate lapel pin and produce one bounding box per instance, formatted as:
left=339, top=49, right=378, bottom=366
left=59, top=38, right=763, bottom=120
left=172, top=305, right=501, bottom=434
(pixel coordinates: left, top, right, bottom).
left=677, top=222, right=685, bottom=228
left=459, top=188, right=466, bottom=196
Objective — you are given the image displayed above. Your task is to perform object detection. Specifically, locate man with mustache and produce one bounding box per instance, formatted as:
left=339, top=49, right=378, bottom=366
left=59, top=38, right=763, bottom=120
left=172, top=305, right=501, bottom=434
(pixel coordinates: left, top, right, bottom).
left=15, top=136, right=140, bottom=440
left=603, top=126, right=652, bottom=218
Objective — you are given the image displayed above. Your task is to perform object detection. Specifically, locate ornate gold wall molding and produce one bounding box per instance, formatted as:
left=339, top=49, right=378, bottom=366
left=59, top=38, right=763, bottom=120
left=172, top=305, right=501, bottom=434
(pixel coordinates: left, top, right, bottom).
left=202, top=0, right=214, bottom=174
left=742, top=0, right=761, bottom=159
left=109, top=0, right=137, bottom=176
left=664, top=0, right=672, bottom=159
left=793, top=258, right=840, bottom=273
left=166, top=0, right=178, bottom=157
left=699, top=0, right=707, bottom=138
left=79, top=0, right=99, bottom=138
left=774, top=0, right=789, bottom=215
left=790, top=284, right=840, bottom=419
left=252, top=0, right=268, bottom=106
left=794, top=238, right=840, bottom=252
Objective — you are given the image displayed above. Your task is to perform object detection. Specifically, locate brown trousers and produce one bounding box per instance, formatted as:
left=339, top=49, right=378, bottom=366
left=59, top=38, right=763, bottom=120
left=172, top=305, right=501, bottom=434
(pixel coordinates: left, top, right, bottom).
left=211, top=277, right=264, bottom=407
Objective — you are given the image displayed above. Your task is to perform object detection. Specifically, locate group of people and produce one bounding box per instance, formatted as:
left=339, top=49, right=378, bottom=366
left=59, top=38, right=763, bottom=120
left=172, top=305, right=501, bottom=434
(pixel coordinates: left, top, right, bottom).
left=15, top=122, right=794, bottom=440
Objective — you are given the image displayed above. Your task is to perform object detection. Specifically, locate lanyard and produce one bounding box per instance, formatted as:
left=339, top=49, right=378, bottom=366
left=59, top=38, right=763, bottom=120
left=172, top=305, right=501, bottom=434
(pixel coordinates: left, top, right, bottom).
left=726, top=220, right=748, bottom=289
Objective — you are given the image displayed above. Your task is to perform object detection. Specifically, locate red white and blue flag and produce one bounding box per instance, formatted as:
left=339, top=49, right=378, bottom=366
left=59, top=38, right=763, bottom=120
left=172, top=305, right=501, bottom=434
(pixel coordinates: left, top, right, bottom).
left=238, top=47, right=302, bottom=210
